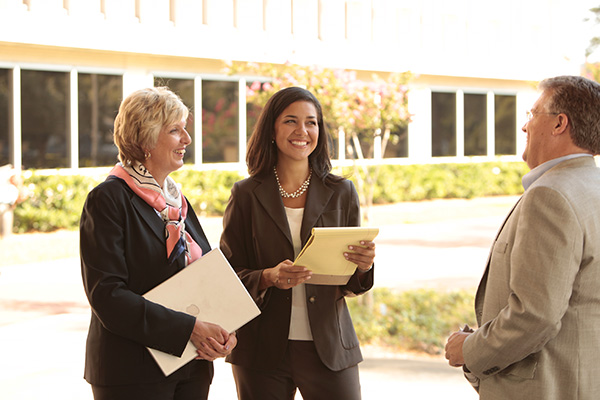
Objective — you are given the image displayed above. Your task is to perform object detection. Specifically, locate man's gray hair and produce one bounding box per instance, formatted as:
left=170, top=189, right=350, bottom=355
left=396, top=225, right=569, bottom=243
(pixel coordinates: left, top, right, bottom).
left=540, top=75, right=600, bottom=154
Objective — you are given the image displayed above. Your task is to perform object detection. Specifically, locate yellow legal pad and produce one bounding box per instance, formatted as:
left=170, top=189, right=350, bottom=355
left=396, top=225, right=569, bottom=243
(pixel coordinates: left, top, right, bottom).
left=293, top=227, right=379, bottom=285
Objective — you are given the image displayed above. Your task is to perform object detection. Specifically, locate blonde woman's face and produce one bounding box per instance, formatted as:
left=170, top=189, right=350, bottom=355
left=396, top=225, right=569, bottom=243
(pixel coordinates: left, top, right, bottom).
left=144, top=117, right=190, bottom=183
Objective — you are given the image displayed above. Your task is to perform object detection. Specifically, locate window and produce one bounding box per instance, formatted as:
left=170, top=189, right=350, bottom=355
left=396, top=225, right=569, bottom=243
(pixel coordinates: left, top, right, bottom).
left=464, top=93, right=486, bottom=156
left=154, top=77, right=196, bottom=164
left=0, top=69, right=9, bottom=166
left=383, top=126, right=408, bottom=158
left=202, top=80, right=239, bottom=163
left=78, top=73, right=122, bottom=167
left=345, top=0, right=372, bottom=41
left=292, top=0, right=318, bottom=39
left=494, top=94, right=516, bottom=155
left=21, top=70, right=68, bottom=169
left=431, top=91, right=456, bottom=157
left=245, top=80, right=264, bottom=143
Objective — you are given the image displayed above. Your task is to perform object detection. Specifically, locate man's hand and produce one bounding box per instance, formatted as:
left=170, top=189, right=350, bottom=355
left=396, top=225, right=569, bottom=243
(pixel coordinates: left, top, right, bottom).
left=445, top=329, right=472, bottom=367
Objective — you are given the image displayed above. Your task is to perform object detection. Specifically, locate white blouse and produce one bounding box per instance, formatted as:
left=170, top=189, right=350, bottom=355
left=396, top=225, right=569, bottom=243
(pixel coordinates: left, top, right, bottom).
left=284, top=206, right=314, bottom=341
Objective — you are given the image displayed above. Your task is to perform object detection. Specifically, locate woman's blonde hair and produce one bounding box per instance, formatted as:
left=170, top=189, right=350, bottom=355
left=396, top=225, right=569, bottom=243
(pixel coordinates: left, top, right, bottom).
left=113, top=87, right=188, bottom=165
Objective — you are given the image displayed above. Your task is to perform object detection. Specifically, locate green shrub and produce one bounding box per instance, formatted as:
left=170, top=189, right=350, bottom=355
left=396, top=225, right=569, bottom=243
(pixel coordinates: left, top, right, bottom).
left=344, top=161, right=528, bottom=203
left=12, top=161, right=526, bottom=233
left=171, top=169, right=244, bottom=216
left=347, top=288, right=476, bottom=355
left=13, top=174, right=103, bottom=233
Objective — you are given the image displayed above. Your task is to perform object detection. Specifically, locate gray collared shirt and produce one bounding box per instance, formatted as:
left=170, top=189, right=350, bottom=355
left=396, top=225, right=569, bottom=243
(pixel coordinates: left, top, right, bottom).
left=521, top=154, right=593, bottom=191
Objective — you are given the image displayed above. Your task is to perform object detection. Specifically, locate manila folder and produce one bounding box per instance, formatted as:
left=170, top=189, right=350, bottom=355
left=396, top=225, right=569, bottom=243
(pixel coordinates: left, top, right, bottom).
left=293, top=227, right=379, bottom=285
left=142, top=248, right=260, bottom=376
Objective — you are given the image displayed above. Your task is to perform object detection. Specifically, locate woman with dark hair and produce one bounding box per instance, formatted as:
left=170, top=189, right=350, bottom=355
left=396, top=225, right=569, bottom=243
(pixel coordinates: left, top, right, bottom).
left=220, top=86, right=376, bottom=400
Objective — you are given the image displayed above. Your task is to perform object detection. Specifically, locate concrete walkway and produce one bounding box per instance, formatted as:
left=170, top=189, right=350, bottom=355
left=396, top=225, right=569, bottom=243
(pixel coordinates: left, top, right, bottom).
left=0, top=196, right=519, bottom=399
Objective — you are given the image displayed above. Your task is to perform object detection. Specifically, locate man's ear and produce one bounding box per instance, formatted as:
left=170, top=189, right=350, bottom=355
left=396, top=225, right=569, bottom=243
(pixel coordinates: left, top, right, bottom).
left=553, top=113, right=569, bottom=136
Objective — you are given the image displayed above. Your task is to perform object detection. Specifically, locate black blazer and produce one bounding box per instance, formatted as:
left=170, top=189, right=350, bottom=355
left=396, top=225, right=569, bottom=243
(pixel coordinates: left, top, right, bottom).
left=80, top=176, right=213, bottom=385
left=220, top=172, right=374, bottom=371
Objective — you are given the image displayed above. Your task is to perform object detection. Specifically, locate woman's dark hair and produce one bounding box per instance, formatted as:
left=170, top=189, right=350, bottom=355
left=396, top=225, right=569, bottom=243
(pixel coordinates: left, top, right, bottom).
left=246, top=86, right=333, bottom=179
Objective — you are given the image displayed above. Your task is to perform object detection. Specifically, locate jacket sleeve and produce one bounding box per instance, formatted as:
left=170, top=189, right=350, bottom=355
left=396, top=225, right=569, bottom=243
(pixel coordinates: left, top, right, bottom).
left=219, top=182, right=271, bottom=307
left=80, top=182, right=195, bottom=357
left=341, top=179, right=374, bottom=296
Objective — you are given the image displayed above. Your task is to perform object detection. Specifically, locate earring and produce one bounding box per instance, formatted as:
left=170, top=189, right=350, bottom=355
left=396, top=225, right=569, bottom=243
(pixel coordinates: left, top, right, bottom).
left=145, top=152, right=151, bottom=159
left=271, top=139, right=275, bottom=144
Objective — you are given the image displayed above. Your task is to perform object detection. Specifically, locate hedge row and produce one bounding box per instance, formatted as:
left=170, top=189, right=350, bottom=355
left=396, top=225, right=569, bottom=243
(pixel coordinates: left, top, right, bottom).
left=12, top=161, right=527, bottom=233
left=347, top=288, right=476, bottom=355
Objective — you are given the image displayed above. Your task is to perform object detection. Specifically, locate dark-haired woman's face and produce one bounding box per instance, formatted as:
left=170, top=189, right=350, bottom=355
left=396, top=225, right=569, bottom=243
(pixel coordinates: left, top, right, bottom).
left=273, top=101, right=319, bottom=164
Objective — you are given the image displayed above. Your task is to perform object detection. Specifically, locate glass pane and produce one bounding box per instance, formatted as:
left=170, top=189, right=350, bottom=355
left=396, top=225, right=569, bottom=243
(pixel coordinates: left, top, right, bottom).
left=383, top=126, right=408, bottom=158
left=0, top=69, right=9, bottom=166
left=432, top=92, right=456, bottom=157
left=464, top=93, right=487, bottom=156
left=78, top=73, right=122, bottom=167
left=202, top=80, right=239, bottom=163
left=154, top=77, right=195, bottom=164
left=495, top=94, right=516, bottom=155
left=245, top=81, right=264, bottom=143
left=21, top=70, right=68, bottom=169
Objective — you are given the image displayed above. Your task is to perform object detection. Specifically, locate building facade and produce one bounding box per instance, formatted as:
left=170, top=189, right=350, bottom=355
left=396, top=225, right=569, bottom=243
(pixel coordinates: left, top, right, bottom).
left=0, top=0, right=590, bottom=171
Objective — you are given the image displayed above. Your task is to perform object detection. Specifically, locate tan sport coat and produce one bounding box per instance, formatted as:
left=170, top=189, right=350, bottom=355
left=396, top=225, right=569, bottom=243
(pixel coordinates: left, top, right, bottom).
left=220, top=172, right=374, bottom=372
left=463, top=157, right=600, bottom=399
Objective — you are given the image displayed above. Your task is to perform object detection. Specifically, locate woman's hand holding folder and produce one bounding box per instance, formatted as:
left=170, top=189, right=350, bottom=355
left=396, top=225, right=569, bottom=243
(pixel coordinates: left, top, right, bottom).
left=191, top=320, right=237, bottom=361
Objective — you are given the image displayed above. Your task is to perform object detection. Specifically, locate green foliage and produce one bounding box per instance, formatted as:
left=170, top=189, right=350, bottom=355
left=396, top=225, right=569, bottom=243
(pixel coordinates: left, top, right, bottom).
left=13, top=173, right=103, bottom=233
left=347, top=288, right=476, bottom=354
left=12, top=169, right=244, bottom=233
left=170, top=169, right=244, bottom=216
left=343, top=161, right=528, bottom=203
left=11, top=162, right=525, bottom=233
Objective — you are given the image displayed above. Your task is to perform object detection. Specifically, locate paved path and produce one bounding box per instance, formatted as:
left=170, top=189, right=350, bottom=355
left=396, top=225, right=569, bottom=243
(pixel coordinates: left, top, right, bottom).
left=0, top=196, right=519, bottom=399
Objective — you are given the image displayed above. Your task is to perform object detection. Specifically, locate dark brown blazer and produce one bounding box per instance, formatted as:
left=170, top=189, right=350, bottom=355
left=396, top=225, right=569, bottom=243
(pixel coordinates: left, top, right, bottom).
left=80, top=176, right=213, bottom=386
left=220, top=172, right=374, bottom=372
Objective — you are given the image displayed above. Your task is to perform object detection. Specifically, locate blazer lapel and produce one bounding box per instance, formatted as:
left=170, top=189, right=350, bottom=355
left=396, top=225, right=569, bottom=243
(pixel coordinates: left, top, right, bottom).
left=254, top=173, right=293, bottom=245
left=300, top=176, right=334, bottom=245
left=131, top=194, right=165, bottom=242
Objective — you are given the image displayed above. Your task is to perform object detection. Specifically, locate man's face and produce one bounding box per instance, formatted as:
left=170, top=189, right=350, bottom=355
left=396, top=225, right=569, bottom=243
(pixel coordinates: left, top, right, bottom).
left=521, top=91, right=559, bottom=169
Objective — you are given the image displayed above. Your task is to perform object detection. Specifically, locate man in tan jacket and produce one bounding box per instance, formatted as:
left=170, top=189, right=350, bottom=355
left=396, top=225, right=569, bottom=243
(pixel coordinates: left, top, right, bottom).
left=445, top=75, right=600, bottom=399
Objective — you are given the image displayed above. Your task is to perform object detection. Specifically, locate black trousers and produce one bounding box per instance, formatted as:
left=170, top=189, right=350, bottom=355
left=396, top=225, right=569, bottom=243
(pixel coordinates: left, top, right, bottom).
left=232, top=340, right=361, bottom=400
left=90, top=363, right=213, bottom=400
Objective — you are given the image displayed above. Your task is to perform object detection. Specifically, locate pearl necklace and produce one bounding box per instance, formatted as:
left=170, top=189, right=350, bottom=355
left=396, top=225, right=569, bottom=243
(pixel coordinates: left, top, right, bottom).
left=273, top=166, right=312, bottom=198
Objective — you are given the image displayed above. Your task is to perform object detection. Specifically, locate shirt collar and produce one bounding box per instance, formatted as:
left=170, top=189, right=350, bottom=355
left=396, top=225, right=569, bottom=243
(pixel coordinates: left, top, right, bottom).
left=522, top=154, right=593, bottom=190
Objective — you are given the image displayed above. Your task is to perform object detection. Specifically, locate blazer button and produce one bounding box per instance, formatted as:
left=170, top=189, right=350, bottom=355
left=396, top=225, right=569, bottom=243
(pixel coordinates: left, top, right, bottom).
left=309, top=296, right=316, bottom=303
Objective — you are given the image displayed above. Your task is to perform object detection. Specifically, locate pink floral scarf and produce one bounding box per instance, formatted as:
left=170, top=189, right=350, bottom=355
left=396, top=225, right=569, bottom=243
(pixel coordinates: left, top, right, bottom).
left=109, top=162, right=203, bottom=266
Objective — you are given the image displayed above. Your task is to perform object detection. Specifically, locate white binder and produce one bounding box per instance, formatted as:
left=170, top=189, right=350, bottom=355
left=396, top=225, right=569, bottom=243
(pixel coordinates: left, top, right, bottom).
left=143, top=248, right=260, bottom=376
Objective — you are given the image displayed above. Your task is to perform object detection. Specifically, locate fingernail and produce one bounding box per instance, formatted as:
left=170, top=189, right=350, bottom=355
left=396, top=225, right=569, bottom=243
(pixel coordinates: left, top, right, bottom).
left=348, top=246, right=354, bottom=250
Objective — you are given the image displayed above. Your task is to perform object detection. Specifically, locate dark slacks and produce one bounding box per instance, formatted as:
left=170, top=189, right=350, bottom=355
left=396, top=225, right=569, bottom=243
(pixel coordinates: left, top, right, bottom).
left=90, top=365, right=213, bottom=400
left=232, top=340, right=361, bottom=400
